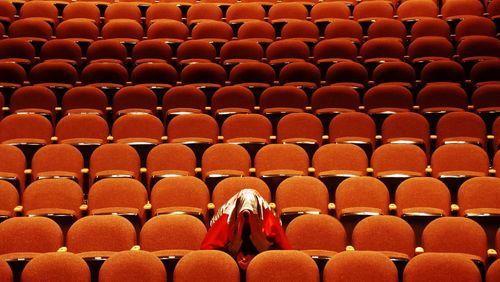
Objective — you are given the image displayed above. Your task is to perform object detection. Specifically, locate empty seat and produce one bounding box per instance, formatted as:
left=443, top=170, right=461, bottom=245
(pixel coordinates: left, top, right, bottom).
left=10, top=85, right=57, bottom=123
left=254, top=144, right=310, bottom=197
left=360, top=39, right=405, bottom=71
left=246, top=250, right=319, bottom=282
left=325, top=61, right=369, bottom=93
left=275, top=176, right=329, bottom=226
left=310, top=85, right=360, bottom=130
left=31, top=144, right=84, bottom=184
left=236, top=20, right=275, bottom=45
left=404, top=253, right=482, bottom=282
left=21, top=252, right=90, bottom=282
left=397, top=0, right=439, bottom=25
left=367, top=18, right=406, bottom=42
left=19, top=1, right=58, bottom=26
left=335, top=177, right=390, bottom=242
left=0, top=217, right=63, bottom=279
left=0, top=144, right=26, bottom=193
left=131, top=63, right=178, bottom=93
left=166, top=113, right=219, bottom=160
left=228, top=62, right=275, bottom=96
left=363, top=84, right=413, bottom=133
left=101, top=20, right=145, bottom=44
left=407, top=37, right=454, bottom=71
left=86, top=39, right=128, bottom=65
left=22, top=178, right=83, bottom=228
left=0, top=181, right=18, bottom=224
left=328, top=112, right=376, bottom=157
left=0, top=62, right=27, bottom=102
left=280, top=20, right=320, bottom=46
left=62, top=2, right=101, bottom=24
left=416, top=84, right=468, bottom=133
left=104, top=2, right=142, bottom=23
left=174, top=250, right=240, bottom=282
left=191, top=20, right=233, bottom=47
left=0, top=38, right=36, bottom=67
left=371, top=144, right=428, bottom=202
left=278, top=62, right=321, bottom=94
left=176, top=40, right=217, bottom=66
left=353, top=1, right=394, bottom=33
left=146, top=143, right=197, bottom=189
left=381, top=112, right=430, bottom=156
left=99, top=250, right=166, bottom=282
left=61, top=86, right=108, bottom=116
left=395, top=177, right=451, bottom=245
left=441, top=0, right=484, bottom=25
left=210, top=85, right=255, bottom=124
left=276, top=112, right=323, bottom=158
left=436, top=112, right=487, bottom=149
left=455, top=16, right=497, bottom=42
left=473, top=84, right=500, bottom=133
left=111, top=85, right=158, bottom=116
left=0, top=114, right=53, bottom=166
left=140, top=214, right=206, bottom=257
left=286, top=214, right=346, bottom=263
left=150, top=176, right=210, bottom=222
left=201, top=143, right=251, bottom=193
left=55, top=114, right=109, bottom=165
left=420, top=60, right=466, bottom=86
left=470, top=60, right=500, bottom=88
left=81, top=63, right=129, bottom=92
left=323, top=251, right=398, bottom=282
left=145, top=3, right=182, bottom=26
left=180, top=62, right=226, bottom=96
left=410, top=18, right=450, bottom=40
left=310, top=2, right=351, bottom=35
left=219, top=40, right=264, bottom=68
left=371, top=62, right=416, bottom=88
left=268, top=2, right=308, bottom=28
left=266, top=39, right=310, bottom=70
left=225, top=3, right=266, bottom=26
left=162, top=85, right=207, bottom=119
left=146, top=20, right=189, bottom=46
left=352, top=215, right=415, bottom=265
left=186, top=3, right=222, bottom=26
left=131, top=39, right=173, bottom=65
left=431, top=144, right=490, bottom=202
left=457, top=177, right=500, bottom=249
left=312, top=143, right=368, bottom=203
left=324, top=19, right=363, bottom=45
left=313, top=39, right=358, bottom=77
left=88, top=178, right=148, bottom=226
left=259, top=86, right=308, bottom=129
left=39, top=39, right=83, bottom=66
left=488, top=258, right=500, bottom=282
left=221, top=113, right=273, bottom=159
left=421, top=217, right=488, bottom=269
left=89, top=143, right=141, bottom=185
left=56, top=19, right=100, bottom=48
left=457, top=36, right=500, bottom=66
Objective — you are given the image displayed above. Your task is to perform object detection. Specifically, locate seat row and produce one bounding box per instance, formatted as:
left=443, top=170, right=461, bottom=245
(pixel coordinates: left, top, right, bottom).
left=2, top=0, right=499, bottom=28
left=2, top=249, right=500, bottom=282
left=0, top=214, right=499, bottom=281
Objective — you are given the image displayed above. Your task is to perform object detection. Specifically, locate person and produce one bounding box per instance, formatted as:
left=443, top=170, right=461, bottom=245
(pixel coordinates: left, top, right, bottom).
left=201, top=188, right=291, bottom=269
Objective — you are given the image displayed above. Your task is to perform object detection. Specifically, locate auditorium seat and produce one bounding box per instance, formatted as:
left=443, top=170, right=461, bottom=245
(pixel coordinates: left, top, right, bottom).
left=0, top=62, right=26, bottom=104
left=285, top=214, right=346, bottom=270
left=31, top=144, right=84, bottom=184
left=88, top=178, right=148, bottom=226
left=162, top=85, right=206, bottom=121
left=112, top=114, right=164, bottom=165
left=146, top=143, right=197, bottom=189
left=325, top=61, right=369, bottom=94
left=420, top=60, right=466, bottom=87
left=186, top=3, right=222, bottom=27
left=488, top=254, right=500, bottom=282
left=352, top=215, right=415, bottom=276
left=176, top=40, right=217, bottom=67
left=21, top=179, right=83, bottom=232
left=0, top=144, right=26, bottom=193
left=410, top=18, right=451, bottom=41
left=112, top=85, right=158, bottom=117
left=0, top=38, right=36, bottom=68
left=219, top=40, right=264, bottom=69
left=280, top=20, right=320, bottom=47
left=457, top=177, right=500, bottom=249
left=367, top=18, right=406, bottom=42
left=371, top=62, right=416, bottom=89
left=254, top=144, right=310, bottom=198
left=328, top=112, right=376, bottom=157
left=455, top=16, right=497, bottom=42
left=470, top=60, right=500, bottom=88
left=275, top=176, right=329, bottom=226
left=39, top=39, right=83, bottom=67
left=145, top=3, right=182, bottom=26
left=395, top=177, right=451, bottom=246
left=323, top=251, right=398, bottom=282
left=221, top=113, right=273, bottom=159
left=228, top=62, right=275, bottom=97
left=431, top=144, right=490, bottom=202
left=210, top=85, right=255, bottom=125
left=225, top=3, right=266, bottom=30
left=352, top=0, right=394, bottom=33
left=236, top=20, right=275, bottom=47
left=313, top=39, right=358, bottom=77
left=190, top=20, right=233, bottom=51
left=131, top=39, right=173, bottom=65
left=146, top=20, right=189, bottom=49
left=312, top=143, right=368, bottom=203
left=29, top=62, right=79, bottom=100
left=310, top=2, right=351, bottom=35
left=421, top=217, right=488, bottom=274
left=324, top=19, right=363, bottom=46
left=0, top=114, right=53, bottom=167
left=66, top=215, right=137, bottom=273
left=21, top=252, right=91, bottom=282
left=403, top=253, right=482, bottom=282
left=55, top=19, right=100, bottom=52
left=259, top=86, right=308, bottom=129
left=278, top=62, right=321, bottom=95
left=0, top=182, right=18, bottom=224
left=310, top=86, right=360, bottom=131
left=99, top=250, right=166, bottom=282
left=211, top=177, right=271, bottom=211
left=104, top=2, right=142, bottom=24
left=265, top=38, right=310, bottom=70
left=150, top=176, right=210, bottom=222
left=247, top=250, right=319, bottom=282
left=397, top=0, right=439, bottom=29
left=472, top=84, right=500, bottom=133
left=276, top=112, right=323, bottom=159
left=86, top=39, right=128, bottom=65
left=10, top=86, right=57, bottom=123
left=62, top=2, right=101, bottom=24
left=131, top=63, right=178, bottom=96
left=80, top=63, right=129, bottom=96
left=268, top=2, right=308, bottom=35
left=0, top=217, right=63, bottom=281
left=19, top=1, right=58, bottom=28
left=381, top=112, right=430, bottom=156
left=180, top=62, right=226, bottom=97
left=89, top=143, right=141, bottom=185
left=174, top=250, right=240, bottom=282
left=435, top=112, right=487, bottom=149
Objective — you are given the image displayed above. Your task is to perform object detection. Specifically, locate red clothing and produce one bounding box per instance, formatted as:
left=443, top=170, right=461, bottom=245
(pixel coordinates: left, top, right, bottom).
left=201, top=189, right=291, bottom=268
